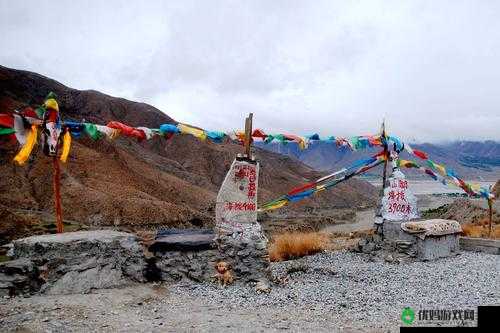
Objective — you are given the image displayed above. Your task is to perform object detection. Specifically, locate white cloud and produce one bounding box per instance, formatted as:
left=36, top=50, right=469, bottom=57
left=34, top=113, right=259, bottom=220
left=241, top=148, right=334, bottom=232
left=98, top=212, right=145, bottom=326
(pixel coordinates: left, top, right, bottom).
left=1, top=0, right=499, bottom=141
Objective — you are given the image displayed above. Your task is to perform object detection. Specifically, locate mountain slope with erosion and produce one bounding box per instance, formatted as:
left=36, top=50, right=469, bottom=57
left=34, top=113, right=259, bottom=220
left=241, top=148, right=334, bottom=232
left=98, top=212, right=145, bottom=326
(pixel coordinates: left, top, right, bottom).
left=0, top=66, right=378, bottom=242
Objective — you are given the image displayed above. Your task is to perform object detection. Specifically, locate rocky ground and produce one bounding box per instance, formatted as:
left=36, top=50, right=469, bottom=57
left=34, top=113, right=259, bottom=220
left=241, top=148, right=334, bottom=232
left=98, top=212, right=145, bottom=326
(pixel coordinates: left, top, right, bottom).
left=1, top=250, right=498, bottom=332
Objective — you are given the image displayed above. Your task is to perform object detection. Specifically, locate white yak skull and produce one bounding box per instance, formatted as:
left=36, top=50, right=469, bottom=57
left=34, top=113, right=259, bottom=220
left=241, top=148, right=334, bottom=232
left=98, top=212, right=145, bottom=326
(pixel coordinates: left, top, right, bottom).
left=43, top=121, right=62, bottom=156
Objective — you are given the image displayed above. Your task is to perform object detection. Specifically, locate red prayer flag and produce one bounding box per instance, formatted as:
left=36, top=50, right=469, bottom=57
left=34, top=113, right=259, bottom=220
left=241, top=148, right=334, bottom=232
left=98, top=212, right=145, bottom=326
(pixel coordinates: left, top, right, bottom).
left=252, top=129, right=267, bottom=139
left=0, top=114, right=14, bottom=128
left=287, top=182, right=316, bottom=196
left=413, top=149, right=428, bottom=160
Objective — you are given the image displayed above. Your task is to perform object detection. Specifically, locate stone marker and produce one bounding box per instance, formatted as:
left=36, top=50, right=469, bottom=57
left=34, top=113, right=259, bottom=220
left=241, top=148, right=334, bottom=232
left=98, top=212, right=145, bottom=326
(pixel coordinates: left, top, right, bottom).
left=373, top=168, right=461, bottom=261
left=215, top=157, right=264, bottom=240
left=381, top=169, right=419, bottom=222
left=215, top=156, right=269, bottom=283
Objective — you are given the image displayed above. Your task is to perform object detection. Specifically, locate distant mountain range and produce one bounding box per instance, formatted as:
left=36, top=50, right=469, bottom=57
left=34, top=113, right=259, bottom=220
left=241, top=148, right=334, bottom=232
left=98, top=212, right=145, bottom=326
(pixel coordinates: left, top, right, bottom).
left=257, top=140, right=500, bottom=180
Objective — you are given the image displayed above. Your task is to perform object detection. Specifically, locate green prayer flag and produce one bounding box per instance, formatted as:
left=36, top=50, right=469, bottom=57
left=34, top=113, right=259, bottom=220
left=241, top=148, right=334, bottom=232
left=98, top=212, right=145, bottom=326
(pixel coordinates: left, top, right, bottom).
left=0, top=127, right=15, bottom=135
left=274, top=134, right=286, bottom=143
left=84, top=123, right=103, bottom=140
left=264, top=134, right=274, bottom=144
left=35, top=106, right=46, bottom=118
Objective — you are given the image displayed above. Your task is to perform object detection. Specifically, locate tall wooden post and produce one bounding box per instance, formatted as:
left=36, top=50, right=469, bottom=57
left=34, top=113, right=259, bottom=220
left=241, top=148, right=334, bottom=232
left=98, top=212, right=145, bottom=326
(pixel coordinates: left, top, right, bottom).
left=375, top=120, right=389, bottom=235
left=244, top=113, right=253, bottom=158
left=53, top=157, right=63, bottom=233
left=381, top=120, right=389, bottom=190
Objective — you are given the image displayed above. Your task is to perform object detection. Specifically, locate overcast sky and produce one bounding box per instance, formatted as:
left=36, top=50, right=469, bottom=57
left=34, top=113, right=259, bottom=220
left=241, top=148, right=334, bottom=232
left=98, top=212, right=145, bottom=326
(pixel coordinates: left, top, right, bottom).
left=1, top=0, right=499, bottom=142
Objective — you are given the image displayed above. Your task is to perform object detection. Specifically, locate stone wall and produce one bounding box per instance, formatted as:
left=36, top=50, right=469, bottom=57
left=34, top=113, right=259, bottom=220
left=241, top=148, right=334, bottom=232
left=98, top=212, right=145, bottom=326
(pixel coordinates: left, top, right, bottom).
left=0, top=259, right=42, bottom=297
left=153, top=249, right=219, bottom=282
left=1, top=230, right=147, bottom=296
left=1, top=228, right=272, bottom=297
left=214, top=235, right=269, bottom=283
left=150, top=229, right=218, bottom=282
left=150, top=229, right=270, bottom=283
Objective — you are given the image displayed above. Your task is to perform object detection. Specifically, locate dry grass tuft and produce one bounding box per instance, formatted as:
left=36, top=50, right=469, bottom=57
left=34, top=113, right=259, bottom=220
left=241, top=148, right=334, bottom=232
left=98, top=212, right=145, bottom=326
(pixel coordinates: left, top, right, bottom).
left=461, top=223, right=500, bottom=239
left=268, top=231, right=329, bottom=262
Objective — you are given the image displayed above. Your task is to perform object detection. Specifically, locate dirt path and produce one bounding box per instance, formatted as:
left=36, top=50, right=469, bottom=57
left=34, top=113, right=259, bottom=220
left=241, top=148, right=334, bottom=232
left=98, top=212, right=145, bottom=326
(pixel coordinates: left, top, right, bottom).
left=0, top=284, right=371, bottom=333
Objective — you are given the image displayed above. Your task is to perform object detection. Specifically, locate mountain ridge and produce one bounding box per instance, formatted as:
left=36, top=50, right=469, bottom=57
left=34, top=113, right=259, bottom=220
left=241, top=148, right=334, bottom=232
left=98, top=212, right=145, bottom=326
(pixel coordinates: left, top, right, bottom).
left=0, top=65, right=378, bottom=242
left=258, top=139, right=500, bottom=180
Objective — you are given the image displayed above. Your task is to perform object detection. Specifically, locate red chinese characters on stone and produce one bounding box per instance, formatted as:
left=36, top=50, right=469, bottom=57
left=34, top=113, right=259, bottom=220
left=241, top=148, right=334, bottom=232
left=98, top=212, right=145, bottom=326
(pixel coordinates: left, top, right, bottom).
left=224, top=202, right=256, bottom=211
left=247, top=167, right=256, bottom=199
left=390, top=179, right=408, bottom=189
left=388, top=202, right=412, bottom=214
left=233, top=165, right=257, bottom=199
left=388, top=190, right=407, bottom=202
left=386, top=177, right=413, bottom=216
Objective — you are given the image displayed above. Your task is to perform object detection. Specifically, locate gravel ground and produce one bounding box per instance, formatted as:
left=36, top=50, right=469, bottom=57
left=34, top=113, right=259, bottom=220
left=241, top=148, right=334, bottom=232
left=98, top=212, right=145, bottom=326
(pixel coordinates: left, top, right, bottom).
left=0, top=251, right=498, bottom=332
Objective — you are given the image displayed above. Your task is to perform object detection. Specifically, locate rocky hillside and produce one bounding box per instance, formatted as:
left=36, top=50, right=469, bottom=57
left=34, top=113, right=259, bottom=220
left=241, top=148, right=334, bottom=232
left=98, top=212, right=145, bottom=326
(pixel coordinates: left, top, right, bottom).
left=422, top=198, right=499, bottom=225
left=0, top=66, right=378, bottom=243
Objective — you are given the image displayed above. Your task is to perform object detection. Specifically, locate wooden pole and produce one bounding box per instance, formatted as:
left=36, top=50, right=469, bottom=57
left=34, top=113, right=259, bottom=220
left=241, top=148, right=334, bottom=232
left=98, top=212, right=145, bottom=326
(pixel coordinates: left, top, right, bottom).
left=53, top=156, right=63, bottom=233
left=381, top=120, right=388, bottom=190
left=244, top=113, right=253, bottom=158
left=375, top=120, right=389, bottom=236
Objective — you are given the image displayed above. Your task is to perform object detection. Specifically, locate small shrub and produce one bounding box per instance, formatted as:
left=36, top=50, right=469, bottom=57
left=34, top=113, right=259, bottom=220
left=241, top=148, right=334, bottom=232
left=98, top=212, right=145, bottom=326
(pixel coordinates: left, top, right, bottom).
left=268, top=231, right=328, bottom=262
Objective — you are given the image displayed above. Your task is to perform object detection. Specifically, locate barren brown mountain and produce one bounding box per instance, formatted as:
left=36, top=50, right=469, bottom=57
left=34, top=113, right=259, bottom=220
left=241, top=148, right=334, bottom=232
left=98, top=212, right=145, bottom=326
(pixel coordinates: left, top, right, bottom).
left=0, top=66, right=378, bottom=243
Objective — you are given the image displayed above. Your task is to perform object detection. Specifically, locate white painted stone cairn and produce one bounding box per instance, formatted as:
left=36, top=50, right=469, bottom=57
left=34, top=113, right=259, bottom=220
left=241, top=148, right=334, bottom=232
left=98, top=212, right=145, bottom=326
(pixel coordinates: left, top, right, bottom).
left=370, top=167, right=461, bottom=260
left=216, top=158, right=265, bottom=241
left=215, top=157, right=269, bottom=282
left=381, top=169, right=419, bottom=222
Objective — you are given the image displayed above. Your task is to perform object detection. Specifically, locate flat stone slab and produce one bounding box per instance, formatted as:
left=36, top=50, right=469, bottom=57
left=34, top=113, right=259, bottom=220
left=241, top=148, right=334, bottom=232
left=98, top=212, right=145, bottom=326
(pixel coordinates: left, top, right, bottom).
left=401, top=219, right=461, bottom=239
left=151, top=229, right=215, bottom=252
left=14, top=230, right=134, bottom=245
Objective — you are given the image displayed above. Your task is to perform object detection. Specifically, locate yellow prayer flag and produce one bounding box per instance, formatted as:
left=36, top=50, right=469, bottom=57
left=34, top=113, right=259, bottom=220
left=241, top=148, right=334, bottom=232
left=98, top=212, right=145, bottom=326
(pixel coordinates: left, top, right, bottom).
left=60, top=130, right=71, bottom=163
left=13, top=125, right=38, bottom=166
left=178, top=123, right=207, bottom=141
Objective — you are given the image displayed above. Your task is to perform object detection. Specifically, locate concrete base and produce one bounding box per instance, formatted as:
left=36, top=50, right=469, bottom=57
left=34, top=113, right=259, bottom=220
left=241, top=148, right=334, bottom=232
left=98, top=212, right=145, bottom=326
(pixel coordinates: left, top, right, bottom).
left=381, top=220, right=460, bottom=261
left=382, top=221, right=414, bottom=242
left=416, top=234, right=460, bottom=261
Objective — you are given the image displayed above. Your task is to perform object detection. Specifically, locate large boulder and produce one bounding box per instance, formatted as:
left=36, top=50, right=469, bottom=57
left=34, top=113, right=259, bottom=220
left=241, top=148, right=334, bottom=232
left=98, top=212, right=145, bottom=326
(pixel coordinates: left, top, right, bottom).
left=6, top=230, right=147, bottom=295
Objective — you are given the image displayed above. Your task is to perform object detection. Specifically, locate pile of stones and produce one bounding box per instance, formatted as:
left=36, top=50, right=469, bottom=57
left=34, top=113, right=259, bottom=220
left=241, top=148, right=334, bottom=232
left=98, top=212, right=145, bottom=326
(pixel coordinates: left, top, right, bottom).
left=0, top=230, right=147, bottom=296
